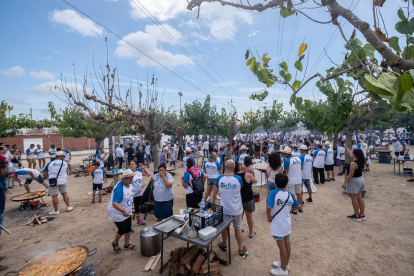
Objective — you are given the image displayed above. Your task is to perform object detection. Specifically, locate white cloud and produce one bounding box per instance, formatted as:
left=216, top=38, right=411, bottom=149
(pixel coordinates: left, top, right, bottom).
left=129, top=0, right=187, bottom=21
left=248, top=31, right=259, bottom=37
left=53, top=51, right=61, bottom=54
left=29, top=71, right=54, bottom=80
left=29, top=80, right=90, bottom=95
left=0, top=65, right=25, bottom=77
left=191, top=32, right=209, bottom=41
left=238, top=87, right=267, bottom=93
left=6, top=97, right=28, bottom=105
left=145, top=24, right=183, bottom=44
left=49, top=9, right=104, bottom=37
left=114, top=27, right=193, bottom=68
left=185, top=19, right=200, bottom=29
left=214, top=47, right=218, bottom=50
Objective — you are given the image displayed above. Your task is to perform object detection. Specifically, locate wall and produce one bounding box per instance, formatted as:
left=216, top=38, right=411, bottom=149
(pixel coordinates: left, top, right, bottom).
left=0, top=134, right=121, bottom=151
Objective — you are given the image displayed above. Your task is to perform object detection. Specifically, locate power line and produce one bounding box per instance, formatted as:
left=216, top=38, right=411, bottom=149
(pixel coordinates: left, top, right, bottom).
left=61, top=0, right=230, bottom=109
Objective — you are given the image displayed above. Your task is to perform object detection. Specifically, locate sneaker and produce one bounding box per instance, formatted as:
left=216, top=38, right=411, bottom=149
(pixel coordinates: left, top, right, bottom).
left=273, top=262, right=290, bottom=270
left=359, top=215, right=366, bottom=221
left=136, top=220, right=147, bottom=226
left=216, top=194, right=221, bottom=200
left=314, top=181, right=319, bottom=184
left=92, top=200, right=95, bottom=203
left=67, top=206, right=74, bottom=212
left=331, top=178, right=335, bottom=181
left=337, top=172, right=343, bottom=176
left=298, top=208, right=303, bottom=213
left=302, top=201, right=305, bottom=206
left=291, top=210, right=298, bottom=215
left=49, top=210, right=60, bottom=215
left=325, top=179, right=331, bottom=182
left=306, top=198, right=313, bottom=204
left=270, top=267, right=288, bottom=276
left=98, top=199, right=104, bottom=203
left=347, top=214, right=361, bottom=222
left=207, top=196, right=211, bottom=201
left=130, top=229, right=135, bottom=234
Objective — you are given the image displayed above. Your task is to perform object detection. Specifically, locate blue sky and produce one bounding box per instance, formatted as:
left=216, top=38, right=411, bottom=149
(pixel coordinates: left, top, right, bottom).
left=0, top=0, right=401, bottom=120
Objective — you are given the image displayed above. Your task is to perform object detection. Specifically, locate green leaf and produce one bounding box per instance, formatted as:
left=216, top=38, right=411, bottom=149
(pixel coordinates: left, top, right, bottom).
left=364, top=73, right=396, bottom=97
left=402, top=45, right=414, bottom=60
left=319, top=86, right=330, bottom=96
left=294, top=61, right=303, bottom=72
left=309, top=110, right=319, bottom=122
left=280, top=8, right=296, bottom=18
left=390, top=36, right=402, bottom=52
left=398, top=8, right=407, bottom=21
left=363, top=43, right=376, bottom=58
left=285, top=73, right=292, bottom=82
left=395, top=18, right=414, bottom=35
left=292, top=80, right=301, bottom=90
left=279, top=70, right=286, bottom=78
left=289, top=94, right=296, bottom=106
left=252, top=61, right=260, bottom=74
left=261, top=68, right=269, bottom=81
left=396, top=72, right=414, bottom=106
left=304, top=99, right=312, bottom=106
left=279, top=61, right=288, bottom=71
left=246, top=57, right=255, bottom=66
left=296, top=97, right=303, bottom=106
left=337, top=78, right=345, bottom=89
left=266, top=79, right=275, bottom=87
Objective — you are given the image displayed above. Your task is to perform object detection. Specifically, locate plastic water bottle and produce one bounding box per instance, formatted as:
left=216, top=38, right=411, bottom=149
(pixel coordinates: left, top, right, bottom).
left=88, top=153, right=91, bottom=160
left=200, top=199, right=205, bottom=211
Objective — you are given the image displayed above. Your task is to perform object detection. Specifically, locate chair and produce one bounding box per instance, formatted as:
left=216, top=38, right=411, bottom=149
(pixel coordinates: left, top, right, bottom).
left=134, top=180, right=155, bottom=220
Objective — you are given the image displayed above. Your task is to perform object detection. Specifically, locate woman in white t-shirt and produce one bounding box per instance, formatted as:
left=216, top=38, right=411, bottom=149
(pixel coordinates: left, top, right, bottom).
left=152, top=164, right=174, bottom=222
left=129, top=160, right=151, bottom=226
left=35, top=144, right=45, bottom=170
left=202, top=152, right=222, bottom=202
left=266, top=152, right=283, bottom=203
left=26, top=144, right=36, bottom=169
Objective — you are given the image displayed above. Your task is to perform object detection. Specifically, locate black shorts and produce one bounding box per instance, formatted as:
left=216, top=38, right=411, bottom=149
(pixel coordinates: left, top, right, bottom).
left=186, top=193, right=203, bottom=209
left=134, top=196, right=142, bottom=213
left=169, top=161, right=175, bottom=166
left=395, top=151, right=404, bottom=157
left=93, top=183, right=103, bottom=190
left=114, top=217, right=132, bottom=235
left=324, top=164, right=334, bottom=171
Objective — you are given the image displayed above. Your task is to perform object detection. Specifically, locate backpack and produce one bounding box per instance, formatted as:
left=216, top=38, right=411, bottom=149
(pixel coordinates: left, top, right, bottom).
left=189, top=171, right=205, bottom=194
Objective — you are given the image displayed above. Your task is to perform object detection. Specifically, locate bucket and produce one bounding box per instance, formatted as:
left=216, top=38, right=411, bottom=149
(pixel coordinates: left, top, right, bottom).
left=403, top=168, right=413, bottom=175
left=88, top=167, right=95, bottom=174
left=253, top=192, right=260, bottom=202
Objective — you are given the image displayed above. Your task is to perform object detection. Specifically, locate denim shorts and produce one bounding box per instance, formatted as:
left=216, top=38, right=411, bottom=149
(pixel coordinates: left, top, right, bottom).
left=25, top=175, right=44, bottom=184
left=337, top=160, right=345, bottom=166
left=0, top=213, right=3, bottom=232
left=207, top=178, right=217, bottom=186
left=302, top=179, right=311, bottom=188
left=267, top=181, right=277, bottom=191
left=273, top=234, right=290, bottom=240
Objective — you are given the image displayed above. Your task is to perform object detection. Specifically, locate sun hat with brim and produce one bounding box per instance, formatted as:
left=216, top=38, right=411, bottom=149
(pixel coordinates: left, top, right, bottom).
left=383, top=138, right=388, bottom=141
left=315, top=141, right=320, bottom=145
left=55, top=151, right=66, bottom=157
left=282, top=147, right=292, bottom=154
left=240, top=146, right=247, bottom=150
left=299, top=145, right=308, bottom=150
left=185, top=147, right=192, bottom=153
left=325, top=142, right=331, bottom=146
left=392, top=137, right=397, bottom=140
left=122, top=169, right=136, bottom=178
left=362, top=143, right=368, bottom=148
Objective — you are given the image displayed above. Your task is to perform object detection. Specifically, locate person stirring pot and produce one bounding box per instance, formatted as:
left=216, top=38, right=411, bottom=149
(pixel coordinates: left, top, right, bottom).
left=128, top=160, right=151, bottom=226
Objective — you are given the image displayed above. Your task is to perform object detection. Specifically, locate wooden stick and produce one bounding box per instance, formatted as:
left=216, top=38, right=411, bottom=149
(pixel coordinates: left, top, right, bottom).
left=143, top=255, right=156, bottom=272
left=24, top=217, right=35, bottom=225
left=34, top=215, right=41, bottom=225
left=150, top=253, right=161, bottom=271
left=176, top=219, right=189, bottom=235
left=0, top=224, right=11, bottom=235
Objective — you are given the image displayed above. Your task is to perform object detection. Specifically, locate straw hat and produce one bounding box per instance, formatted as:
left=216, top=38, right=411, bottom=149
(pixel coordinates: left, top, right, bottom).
left=185, top=147, right=192, bottom=153
left=362, top=143, right=368, bottom=148
left=299, top=145, right=308, bottom=150
left=315, top=141, right=320, bottom=145
left=392, top=137, right=398, bottom=140
left=55, top=151, right=66, bottom=157
left=282, top=147, right=292, bottom=154
left=122, top=169, right=136, bottom=178
left=383, top=138, right=388, bottom=141
left=325, top=141, right=331, bottom=146
left=240, top=145, right=248, bottom=151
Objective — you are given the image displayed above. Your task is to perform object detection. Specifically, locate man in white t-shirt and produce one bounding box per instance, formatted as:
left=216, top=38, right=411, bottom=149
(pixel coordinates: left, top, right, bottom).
left=115, top=144, right=125, bottom=169
left=96, top=148, right=106, bottom=168
left=235, top=146, right=249, bottom=165
left=266, top=173, right=300, bottom=276
left=182, top=148, right=195, bottom=170
left=312, top=144, right=326, bottom=185
left=35, top=144, right=46, bottom=170
left=336, top=141, right=346, bottom=176
left=14, top=168, right=48, bottom=193
left=282, top=147, right=302, bottom=214
left=43, top=151, right=73, bottom=215
left=26, top=144, right=36, bottom=169
left=48, top=145, right=57, bottom=162
left=324, top=142, right=335, bottom=182
left=299, top=145, right=313, bottom=204
left=212, top=160, right=247, bottom=257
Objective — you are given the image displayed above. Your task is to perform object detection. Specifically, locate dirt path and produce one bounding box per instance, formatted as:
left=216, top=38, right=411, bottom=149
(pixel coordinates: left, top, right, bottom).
left=1, top=147, right=414, bottom=275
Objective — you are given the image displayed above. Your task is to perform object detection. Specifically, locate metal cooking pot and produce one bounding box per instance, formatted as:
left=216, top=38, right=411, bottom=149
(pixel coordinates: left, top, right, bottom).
left=139, top=227, right=161, bottom=257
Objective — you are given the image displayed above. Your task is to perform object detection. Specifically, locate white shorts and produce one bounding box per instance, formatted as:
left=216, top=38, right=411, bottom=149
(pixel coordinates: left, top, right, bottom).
left=287, top=183, right=301, bottom=194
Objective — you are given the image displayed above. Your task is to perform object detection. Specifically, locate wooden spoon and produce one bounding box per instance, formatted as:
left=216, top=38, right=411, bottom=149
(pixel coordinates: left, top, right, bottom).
left=176, top=219, right=189, bottom=235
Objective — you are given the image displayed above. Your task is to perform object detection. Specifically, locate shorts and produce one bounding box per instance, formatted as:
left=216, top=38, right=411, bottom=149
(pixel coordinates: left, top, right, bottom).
left=114, top=217, right=132, bottom=235
left=25, top=175, right=44, bottom=185
left=146, top=154, right=151, bottom=161
left=226, top=213, right=242, bottom=230
left=302, top=179, right=311, bottom=188
left=324, top=164, right=334, bottom=171
left=169, top=161, right=175, bottom=166
left=267, top=181, right=277, bottom=192
left=207, top=178, right=217, bottom=186
left=27, top=158, right=36, bottom=165
left=154, top=199, right=174, bottom=220
left=287, top=183, right=301, bottom=194
left=0, top=213, right=3, bottom=232
left=346, top=176, right=366, bottom=194
left=48, top=184, right=68, bottom=196
left=395, top=151, right=404, bottom=157
left=134, top=196, right=142, bottom=213
left=65, top=160, right=71, bottom=165
left=273, top=234, right=291, bottom=241
left=186, top=193, right=203, bottom=209
left=242, top=199, right=255, bottom=213
left=93, top=183, right=103, bottom=190
left=337, top=160, right=345, bottom=166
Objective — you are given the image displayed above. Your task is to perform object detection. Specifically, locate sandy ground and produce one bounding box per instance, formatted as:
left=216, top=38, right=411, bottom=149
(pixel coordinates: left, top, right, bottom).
left=1, top=146, right=414, bottom=276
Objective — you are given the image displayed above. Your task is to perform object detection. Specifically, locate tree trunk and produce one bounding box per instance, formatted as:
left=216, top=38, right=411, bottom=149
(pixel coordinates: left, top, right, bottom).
left=95, top=138, right=103, bottom=154
left=393, top=128, right=398, bottom=137
left=152, top=141, right=160, bottom=173
left=108, top=133, right=114, bottom=156
left=345, top=128, right=354, bottom=164
left=333, top=132, right=339, bottom=149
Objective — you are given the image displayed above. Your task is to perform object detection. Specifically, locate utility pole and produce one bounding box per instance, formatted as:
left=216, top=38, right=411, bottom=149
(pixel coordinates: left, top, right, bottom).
left=30, top=108, right=33, bottom=120
left=178, top=91, right=183, bottom=112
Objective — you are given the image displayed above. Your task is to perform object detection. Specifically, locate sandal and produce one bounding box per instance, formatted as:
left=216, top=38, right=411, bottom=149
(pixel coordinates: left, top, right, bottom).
left=112, top=242, right=121, bottom=254
left=218, top=241, right=228, bottom=252
left=238, top=245, right=248, bottom=256
left=124, top=244, right=137, bottom=251
left=249, top=231, right=256, bottom=238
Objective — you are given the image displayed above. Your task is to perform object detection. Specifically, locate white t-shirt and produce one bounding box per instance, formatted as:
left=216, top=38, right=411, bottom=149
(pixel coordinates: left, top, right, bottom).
left=203, top=141, right=209, bottom=150
left=44, top=160, right=68, bottom=185
left=300, top=154, right=313, bottom=180
left=183, top=156, right=195, bottom=171
left=312, top=150, right=326, bottom=168
left=236, top=153, right=249, bottom=165
left=35, top=148, right=45, bottom=159
left=3, top=151, right=12, bottom=167
left=183, top=169, right=205, bottom=194
left=26, top=148, right=35, bottom=159
left=267, top=189, right=299, bottom=237
left=393, top=141, right=404, bottom=152
left=115, top=147, right=124, bottom=158
left=15, top=168, right=40, bottom=179
left=203, top=161, right=221, bottom=179
left=215, top=175, right=243, bottom=216
left=292, top=151, right=301, bottom=158
left=91, top=168, right=106, bottom=184
left=324, top=148, right=335, bottom=165
left=96, top=153, right=105, bottom=168
left=284, top=157, right=302, bottom=185
left=48, top=148, right=57, bottom=158
left=107, top=181, right=133, bottom=222
left=131, top=170, right=143, bottom=197
left=337, top=146, right=345, bottom=160
left=266, top=163, right=280, bottom=183
left=145, top=145, right=151, bottom=155
left=267, top=145, right=275, bottom=155
left=152, top=173, right=174, bottom=202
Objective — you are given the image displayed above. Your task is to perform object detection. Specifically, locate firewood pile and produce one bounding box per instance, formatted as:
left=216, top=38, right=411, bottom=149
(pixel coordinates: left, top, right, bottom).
left=24, top=215, right=55, bottom=226
left=160, top=245, right=228, bottom=276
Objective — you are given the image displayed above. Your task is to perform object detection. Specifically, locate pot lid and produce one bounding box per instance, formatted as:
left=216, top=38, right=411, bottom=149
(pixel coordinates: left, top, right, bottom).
left=140, top=227, right=160, bottom=237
